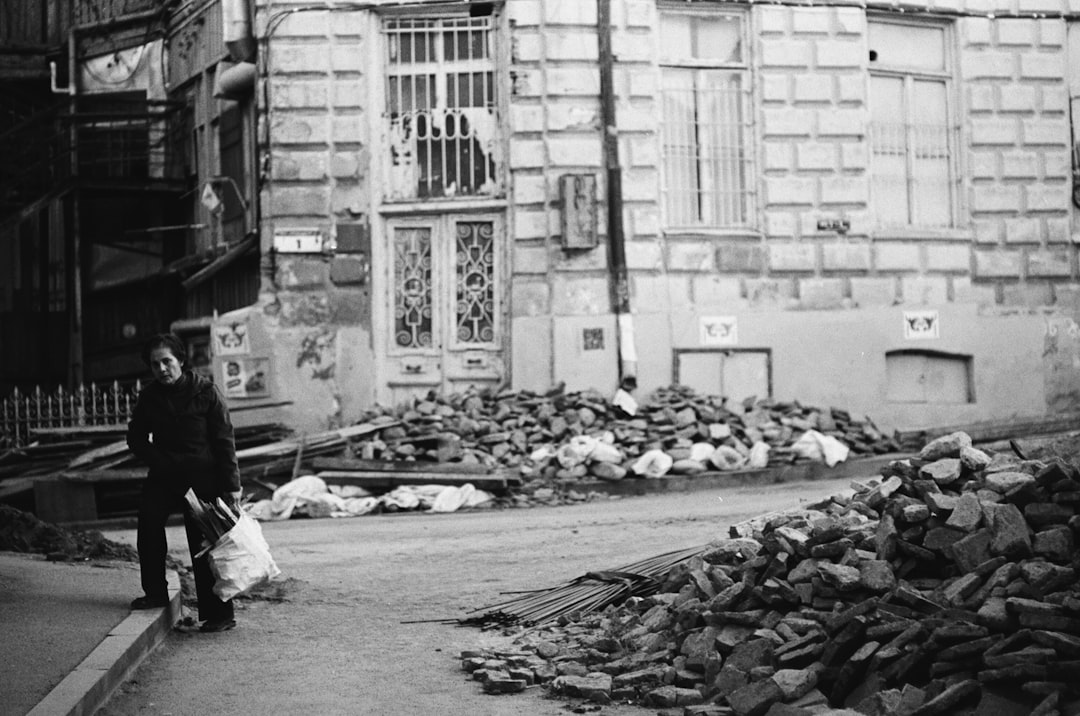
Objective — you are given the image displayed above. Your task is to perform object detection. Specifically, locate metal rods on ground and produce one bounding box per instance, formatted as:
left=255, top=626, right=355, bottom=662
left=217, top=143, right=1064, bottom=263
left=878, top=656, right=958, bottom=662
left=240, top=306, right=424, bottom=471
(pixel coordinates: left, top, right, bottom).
left=458, top=545, right=707, bottom=628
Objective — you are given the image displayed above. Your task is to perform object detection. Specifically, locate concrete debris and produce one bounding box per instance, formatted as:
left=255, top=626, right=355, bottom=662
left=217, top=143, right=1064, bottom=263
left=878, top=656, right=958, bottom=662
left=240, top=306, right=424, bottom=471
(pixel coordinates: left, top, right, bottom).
left=354, top=385, right=899, bottom=485
left=460, top=433, right=1080, bottom=715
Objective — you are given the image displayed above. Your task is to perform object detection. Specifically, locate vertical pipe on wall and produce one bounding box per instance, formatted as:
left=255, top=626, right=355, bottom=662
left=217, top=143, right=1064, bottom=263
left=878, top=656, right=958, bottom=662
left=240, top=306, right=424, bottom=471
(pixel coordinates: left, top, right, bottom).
left=67, top=30, right=84, bottom=387
left=597, top=0, right=636, bottom=387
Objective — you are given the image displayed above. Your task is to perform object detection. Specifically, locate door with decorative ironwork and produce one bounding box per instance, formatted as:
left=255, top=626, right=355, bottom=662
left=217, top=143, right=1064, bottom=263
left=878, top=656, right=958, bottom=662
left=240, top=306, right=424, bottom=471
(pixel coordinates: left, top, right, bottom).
left=384, top=214, right=504, bottom=402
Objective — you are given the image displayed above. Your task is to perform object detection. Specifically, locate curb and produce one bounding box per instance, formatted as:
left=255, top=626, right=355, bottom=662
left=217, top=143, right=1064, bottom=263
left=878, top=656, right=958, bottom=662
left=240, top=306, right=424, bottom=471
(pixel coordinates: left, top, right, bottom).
left=578, top=453, right=902, bottom=498
left=27, top=570, right=181, bottom=716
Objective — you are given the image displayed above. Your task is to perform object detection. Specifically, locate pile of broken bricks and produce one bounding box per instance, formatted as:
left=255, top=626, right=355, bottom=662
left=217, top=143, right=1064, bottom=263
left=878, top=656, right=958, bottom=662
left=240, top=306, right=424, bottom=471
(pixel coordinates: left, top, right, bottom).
left=459, top=431, right=1080, bottom=715
left=352, top=385, right=900, bottom=484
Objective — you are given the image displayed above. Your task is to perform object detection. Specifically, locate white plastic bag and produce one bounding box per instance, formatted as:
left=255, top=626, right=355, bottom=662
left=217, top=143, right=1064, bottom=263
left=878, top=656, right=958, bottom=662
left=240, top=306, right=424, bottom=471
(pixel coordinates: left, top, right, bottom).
left=791, top=430, right=850, bottom=467
left=208, top=513, right=282, bottom=600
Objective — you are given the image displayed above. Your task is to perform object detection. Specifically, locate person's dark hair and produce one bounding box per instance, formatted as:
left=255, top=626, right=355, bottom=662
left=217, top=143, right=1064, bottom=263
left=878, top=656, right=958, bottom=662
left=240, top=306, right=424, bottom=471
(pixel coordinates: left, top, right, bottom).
left=141, top=333, right=187, bottom=366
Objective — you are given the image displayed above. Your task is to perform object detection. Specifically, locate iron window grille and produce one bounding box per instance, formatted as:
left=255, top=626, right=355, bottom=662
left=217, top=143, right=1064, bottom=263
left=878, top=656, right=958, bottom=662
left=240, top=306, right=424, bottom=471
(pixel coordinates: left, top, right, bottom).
left=868, top=19, right=959, bottom=229
left=383, top=15, right=502, bottom=201
left=658, top=8, right=754, bottom=229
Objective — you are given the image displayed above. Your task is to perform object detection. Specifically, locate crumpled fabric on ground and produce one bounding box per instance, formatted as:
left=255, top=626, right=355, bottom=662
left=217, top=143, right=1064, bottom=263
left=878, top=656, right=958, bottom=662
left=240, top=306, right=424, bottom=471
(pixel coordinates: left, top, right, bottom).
left=244, top=475, right=493, bottom=520
left=791, top=429, right=850, bottom=467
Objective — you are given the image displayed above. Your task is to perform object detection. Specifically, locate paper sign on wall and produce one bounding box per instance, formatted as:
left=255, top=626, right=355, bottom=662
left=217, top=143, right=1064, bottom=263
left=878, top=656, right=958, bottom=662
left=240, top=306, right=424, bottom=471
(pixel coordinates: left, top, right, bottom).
left=700, top=316, right=738, bottom=346
left=903, top=310, right=940, bottom=340
left=222, top=357, right=270, bottom=399
left=214, top=322, right=250, bottom=356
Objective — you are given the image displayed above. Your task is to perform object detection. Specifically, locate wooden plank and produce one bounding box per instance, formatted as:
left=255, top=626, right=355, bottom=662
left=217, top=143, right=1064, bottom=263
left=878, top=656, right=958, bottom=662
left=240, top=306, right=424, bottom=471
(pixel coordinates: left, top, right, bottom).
left=56, top=468, right=146, bottom=482
left=896, top=412, right=1080, bottom=446
left=0, top=477, right=35, bottom=502
left=30, top=425, right=127, bottom=437
left=317, top=470, right=514, bottom=492
left=312, top=456, right=492, bottom=475
left=234, top=420, right=397, bottom=460
left=68, top=439, right=129, bottom=468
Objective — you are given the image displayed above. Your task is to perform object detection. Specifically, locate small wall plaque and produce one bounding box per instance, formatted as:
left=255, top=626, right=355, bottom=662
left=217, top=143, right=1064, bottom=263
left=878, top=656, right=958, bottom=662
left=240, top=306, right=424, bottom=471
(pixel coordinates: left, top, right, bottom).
left=700, top=316, right=739, bottom=346
left=903, top=310, right=940, bottom=340
left=273, top=228, right=323, bottom=253
left=583, top=327, right=605, bottom=351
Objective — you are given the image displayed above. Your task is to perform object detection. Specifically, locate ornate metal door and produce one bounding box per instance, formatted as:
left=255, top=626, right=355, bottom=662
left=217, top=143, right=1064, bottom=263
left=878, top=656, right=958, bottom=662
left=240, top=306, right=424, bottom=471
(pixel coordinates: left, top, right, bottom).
left=384, top=214, right=504, bottom=402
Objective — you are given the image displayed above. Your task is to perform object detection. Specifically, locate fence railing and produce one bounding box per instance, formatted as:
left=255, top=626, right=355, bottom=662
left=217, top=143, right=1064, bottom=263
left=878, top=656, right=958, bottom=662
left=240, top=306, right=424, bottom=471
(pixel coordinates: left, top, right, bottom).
left=0, top=381, right=142, bottom=449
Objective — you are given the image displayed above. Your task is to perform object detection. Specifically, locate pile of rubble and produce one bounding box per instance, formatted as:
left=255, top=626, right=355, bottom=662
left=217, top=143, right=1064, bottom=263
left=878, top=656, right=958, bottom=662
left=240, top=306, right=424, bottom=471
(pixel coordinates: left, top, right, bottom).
left=460, top=432, right=1080, bottom=715
left=0, top=504, right=137, bottom=562
left=354, top=385, right=899, bottom=484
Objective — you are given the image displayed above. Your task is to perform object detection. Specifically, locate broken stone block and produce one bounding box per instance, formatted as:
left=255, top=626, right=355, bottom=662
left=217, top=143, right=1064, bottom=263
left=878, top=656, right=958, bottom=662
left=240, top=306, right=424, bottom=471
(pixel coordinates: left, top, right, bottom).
left=1033, top=526, right=1073, bottom=562
left=726, top=638, right=774, bottom=671
left=984, top=471, right=1035, bottom=494
left=1025, top=502, right=1073, bottom=528
left=644, top=686, right=679, bottom=708
left=924, top=491, right=959, bottom=514
left=923, top=526, right=966, bottom=551
left=919, top=431, right=972, bottom=461
left=589, top=462, right=627, bottom=481
left=973, top=686, right=1041, bottom=716
left=943, top=573, right=983, bottom=606
left=552, top=673, right=613, bottom=700
left=945, top=493, right=983, bottom=532
left=984, top=503, right=1032, bottom=558
left=817, top=562, right=861, bottom=590
left=1031, top=629, right=1080, bottom=657
left=960, top=445, right=992, bottom=472
left=727, top=677, right=784, bottom=716
left=950, top=529, right=993, bottom=573
left=857, top=559, right=897, bottom=592
left=483, top=674, right=527, bottom=694
left=770, top=666, right=819, bottom=701
left=920, top=458, right=963, bottom=486
left=809, top=538, right=854, bottom=559
left=910, top=678, right=981, bottom=715
left=983, top=646, right=1057, bottom=668
left=902, top=503, right=931, bottom=523
left=681, top=626, right=719, bottom=664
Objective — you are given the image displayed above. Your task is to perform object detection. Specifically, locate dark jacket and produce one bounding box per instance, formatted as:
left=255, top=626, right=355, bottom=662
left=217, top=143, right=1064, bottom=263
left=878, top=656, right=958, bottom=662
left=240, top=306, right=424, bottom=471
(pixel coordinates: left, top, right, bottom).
left=127, top=370, right=241, bottom=499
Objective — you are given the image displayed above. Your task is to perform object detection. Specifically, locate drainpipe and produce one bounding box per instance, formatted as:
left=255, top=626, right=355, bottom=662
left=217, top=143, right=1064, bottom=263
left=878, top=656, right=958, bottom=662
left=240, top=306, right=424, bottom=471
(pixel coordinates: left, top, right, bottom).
left=597, top=0, right=636, bottom=388
left=67, top=30, right=84, bottom=386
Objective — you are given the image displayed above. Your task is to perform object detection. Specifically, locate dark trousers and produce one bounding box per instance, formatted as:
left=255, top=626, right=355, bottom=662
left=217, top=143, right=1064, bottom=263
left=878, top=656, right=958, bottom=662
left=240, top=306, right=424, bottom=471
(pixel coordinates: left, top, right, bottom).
left=137, top=480, right=233, bottom=622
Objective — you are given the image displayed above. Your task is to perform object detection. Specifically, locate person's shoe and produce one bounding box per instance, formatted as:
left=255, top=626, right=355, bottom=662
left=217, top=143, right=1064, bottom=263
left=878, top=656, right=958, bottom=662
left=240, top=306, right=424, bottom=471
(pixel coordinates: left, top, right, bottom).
left=199, top=618, right=236, bottom=633
left=131, top=595, right=169, bottom=610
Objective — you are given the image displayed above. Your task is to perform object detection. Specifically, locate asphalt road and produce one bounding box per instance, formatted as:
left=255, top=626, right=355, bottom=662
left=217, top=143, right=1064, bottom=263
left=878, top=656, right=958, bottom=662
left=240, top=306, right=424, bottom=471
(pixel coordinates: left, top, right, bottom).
left=97, top=476, right=857, bottom=716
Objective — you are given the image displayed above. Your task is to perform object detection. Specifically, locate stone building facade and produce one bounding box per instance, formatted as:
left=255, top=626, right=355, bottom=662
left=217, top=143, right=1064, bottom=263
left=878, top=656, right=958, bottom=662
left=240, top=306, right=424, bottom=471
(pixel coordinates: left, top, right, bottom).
left=234, top=0, right=1080, bottom=433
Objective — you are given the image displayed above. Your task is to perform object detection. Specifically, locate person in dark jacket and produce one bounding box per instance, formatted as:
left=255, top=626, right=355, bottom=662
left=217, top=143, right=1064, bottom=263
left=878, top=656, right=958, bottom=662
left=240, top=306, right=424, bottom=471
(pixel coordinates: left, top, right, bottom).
left=127, top=332, right=242, bottom=632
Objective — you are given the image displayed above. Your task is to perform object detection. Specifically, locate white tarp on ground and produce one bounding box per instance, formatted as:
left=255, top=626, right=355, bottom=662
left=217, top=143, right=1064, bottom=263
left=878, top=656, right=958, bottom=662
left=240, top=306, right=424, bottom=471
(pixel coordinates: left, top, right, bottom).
left=244, top=475, right=494, bottom=521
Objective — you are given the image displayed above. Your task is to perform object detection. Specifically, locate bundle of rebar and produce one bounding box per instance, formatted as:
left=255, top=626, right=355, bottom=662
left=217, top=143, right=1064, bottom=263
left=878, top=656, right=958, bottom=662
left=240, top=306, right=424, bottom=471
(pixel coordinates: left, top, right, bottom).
left=458, top=544, right=707, bottom=628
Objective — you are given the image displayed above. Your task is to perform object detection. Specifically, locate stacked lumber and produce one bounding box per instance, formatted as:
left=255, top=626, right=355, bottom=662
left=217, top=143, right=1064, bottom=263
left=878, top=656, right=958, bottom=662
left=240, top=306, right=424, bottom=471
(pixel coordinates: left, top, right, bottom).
left=353, top=385, right=900, bottom=483
left=0, top=423, right=295, bottom=482
left=460, top=432, right=1080, bottom=715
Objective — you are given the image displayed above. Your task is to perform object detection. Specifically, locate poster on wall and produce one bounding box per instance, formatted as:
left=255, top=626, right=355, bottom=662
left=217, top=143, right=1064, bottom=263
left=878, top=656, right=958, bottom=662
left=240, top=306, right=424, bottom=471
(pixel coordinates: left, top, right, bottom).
left=903, top=310, right=940, bottom=340
left=222, top=357, right=270, bottom=399
left=214, top=321, right=251, bottom=356
left=700, top=316, right=738, bottom=346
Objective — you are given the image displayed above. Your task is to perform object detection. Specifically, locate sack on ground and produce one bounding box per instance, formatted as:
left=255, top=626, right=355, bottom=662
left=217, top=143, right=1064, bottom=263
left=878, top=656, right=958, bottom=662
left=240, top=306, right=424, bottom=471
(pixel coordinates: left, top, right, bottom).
left=208, top=513, right=281, bottom=600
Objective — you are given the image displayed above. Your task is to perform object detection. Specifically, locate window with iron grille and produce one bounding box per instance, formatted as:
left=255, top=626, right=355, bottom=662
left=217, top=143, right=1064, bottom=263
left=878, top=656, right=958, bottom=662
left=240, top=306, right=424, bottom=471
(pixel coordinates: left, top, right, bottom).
left=659, top=8, right=753, bottom=229
left=383, top=15, right=501, bottom=201
left=869, top=19, right=957, bottom=229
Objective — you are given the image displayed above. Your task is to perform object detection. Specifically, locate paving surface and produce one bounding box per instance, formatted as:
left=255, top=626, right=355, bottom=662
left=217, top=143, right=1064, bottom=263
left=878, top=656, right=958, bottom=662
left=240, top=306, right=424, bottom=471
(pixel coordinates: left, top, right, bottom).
left=0, top=552, right=179, bottom=716
left=0, top=465, right=870, bottom=716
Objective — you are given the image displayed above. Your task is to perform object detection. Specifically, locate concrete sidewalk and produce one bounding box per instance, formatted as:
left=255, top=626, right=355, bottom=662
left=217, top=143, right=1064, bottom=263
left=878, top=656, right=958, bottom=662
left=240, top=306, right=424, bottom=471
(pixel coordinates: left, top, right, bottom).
left=0, top=553, right=179, bottom=716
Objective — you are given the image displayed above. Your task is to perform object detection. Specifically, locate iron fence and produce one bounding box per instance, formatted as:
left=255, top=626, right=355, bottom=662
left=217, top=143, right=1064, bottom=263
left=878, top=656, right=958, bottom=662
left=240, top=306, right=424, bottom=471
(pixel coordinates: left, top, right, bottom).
left=0, top=381, right=142, bottom=448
